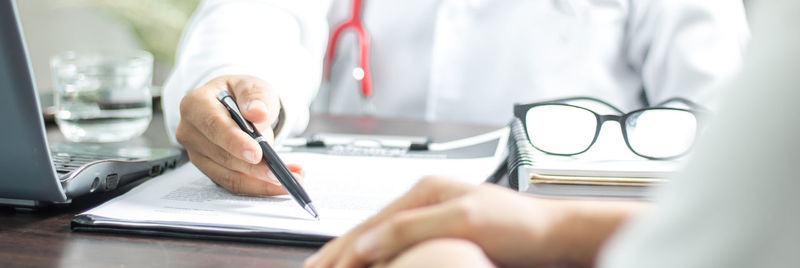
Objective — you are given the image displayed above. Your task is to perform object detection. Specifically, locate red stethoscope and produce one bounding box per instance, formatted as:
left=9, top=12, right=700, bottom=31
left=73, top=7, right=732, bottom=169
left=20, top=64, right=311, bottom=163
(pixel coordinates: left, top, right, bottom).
left=324, top=0, right=375, bottom=113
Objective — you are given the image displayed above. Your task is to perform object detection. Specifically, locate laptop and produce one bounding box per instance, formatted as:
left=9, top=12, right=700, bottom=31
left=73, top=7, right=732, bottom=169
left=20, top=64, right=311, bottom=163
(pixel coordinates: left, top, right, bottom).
left=0, top=0, right=184, bottom=208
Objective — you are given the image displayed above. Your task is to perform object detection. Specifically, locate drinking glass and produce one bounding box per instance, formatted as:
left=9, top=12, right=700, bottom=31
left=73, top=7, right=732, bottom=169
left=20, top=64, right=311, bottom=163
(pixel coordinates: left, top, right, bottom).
left=51, top=51, right=153, bottom=143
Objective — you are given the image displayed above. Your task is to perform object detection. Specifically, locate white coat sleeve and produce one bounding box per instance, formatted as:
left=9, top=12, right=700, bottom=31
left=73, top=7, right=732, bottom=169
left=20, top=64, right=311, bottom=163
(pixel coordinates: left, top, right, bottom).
left=161, top=0, right=331, bottom=145
left=626, top=0, right=750, bottom=108
left=601, top=0, right=800, bottom=267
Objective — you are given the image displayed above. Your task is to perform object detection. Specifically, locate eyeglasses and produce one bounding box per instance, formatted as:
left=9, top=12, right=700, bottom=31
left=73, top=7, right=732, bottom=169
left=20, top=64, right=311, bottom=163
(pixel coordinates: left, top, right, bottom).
left=514, top=97, right=705, bottom=160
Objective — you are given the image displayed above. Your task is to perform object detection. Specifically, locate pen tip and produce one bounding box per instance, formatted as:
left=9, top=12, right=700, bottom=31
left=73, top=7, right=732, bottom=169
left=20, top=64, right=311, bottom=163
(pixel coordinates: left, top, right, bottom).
left=305, top=203, right=320, bottom=220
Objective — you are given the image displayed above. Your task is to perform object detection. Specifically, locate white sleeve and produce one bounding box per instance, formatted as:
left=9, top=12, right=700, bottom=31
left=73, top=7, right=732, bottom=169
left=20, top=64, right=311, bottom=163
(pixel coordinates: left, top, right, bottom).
left=161, top=0, right=331, bottom=145
left=626, top=0, right=749, bottom=108
left=601, top=1, right=800, bottom=267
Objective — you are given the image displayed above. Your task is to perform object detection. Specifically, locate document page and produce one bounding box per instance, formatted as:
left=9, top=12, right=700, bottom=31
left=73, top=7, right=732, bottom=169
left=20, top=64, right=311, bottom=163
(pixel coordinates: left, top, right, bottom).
left=76, top=128, right=508, bottom=238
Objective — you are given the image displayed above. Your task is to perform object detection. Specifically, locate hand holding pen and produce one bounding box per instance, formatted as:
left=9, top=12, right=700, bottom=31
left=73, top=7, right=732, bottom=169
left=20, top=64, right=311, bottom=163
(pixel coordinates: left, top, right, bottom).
left=175, top=75, right=306, bottom=197
left=217, top=90, right=320, bottom=219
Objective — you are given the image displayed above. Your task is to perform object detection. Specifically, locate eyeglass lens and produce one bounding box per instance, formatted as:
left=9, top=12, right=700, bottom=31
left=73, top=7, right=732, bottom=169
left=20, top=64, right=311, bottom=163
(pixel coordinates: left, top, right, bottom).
left=525, top=105, right=598, bottom=155
left=524, top=104, right=698, bottom=158
left=624, top=109, right=697, bottom=158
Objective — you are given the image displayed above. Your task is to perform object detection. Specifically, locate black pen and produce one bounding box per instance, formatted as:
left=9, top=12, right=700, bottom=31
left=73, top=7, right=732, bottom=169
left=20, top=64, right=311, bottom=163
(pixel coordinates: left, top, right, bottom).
left=216, top=91, right=319, bottom=220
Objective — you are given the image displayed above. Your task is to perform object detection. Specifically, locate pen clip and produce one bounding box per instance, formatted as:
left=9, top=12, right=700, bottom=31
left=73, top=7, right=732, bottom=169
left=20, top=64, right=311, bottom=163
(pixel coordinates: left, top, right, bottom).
left=216, top=91, right=258, bottom=136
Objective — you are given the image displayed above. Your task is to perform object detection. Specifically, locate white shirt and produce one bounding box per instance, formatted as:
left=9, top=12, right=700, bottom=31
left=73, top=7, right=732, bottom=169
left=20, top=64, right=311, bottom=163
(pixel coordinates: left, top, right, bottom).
left=601, top=0, right=800, bottom=266
left=163, top=0, right=749, bottom=144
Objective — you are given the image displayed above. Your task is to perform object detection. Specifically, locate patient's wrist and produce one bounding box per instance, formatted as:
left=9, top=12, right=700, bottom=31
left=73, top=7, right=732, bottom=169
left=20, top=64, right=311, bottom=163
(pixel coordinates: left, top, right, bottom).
left=543, top=199, right=647, bottom=266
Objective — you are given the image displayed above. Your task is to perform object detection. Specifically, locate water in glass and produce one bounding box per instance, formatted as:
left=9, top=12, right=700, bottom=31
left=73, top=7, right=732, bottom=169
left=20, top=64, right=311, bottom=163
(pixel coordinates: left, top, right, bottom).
left=52, top=51, right=153, bottom=142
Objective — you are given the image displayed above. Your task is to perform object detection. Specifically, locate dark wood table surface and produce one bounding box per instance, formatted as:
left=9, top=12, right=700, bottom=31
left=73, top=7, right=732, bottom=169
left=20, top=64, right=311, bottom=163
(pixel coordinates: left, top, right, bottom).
left=0, top=109, right=500, bottom=267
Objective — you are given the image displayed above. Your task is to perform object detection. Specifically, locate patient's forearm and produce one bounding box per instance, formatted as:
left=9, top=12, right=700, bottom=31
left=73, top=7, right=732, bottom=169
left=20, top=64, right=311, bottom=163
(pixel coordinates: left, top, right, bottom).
left=542, top=199, right=648, bottom=267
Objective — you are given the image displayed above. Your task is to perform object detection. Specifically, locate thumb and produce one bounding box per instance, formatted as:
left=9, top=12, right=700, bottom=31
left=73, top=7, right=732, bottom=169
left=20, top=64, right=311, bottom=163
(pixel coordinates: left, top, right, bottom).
left=228, top=77, right=281, bottom=133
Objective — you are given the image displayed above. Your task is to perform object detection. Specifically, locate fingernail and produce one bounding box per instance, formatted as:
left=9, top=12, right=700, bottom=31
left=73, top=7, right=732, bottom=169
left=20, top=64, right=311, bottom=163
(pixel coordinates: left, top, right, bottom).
left=355, top=231, right=380, bottom=259
left=242, top=150, right=256, bottom=163
left=247, top=100, right=266, bottom=114
left=304, top=252, right=320, bottom=267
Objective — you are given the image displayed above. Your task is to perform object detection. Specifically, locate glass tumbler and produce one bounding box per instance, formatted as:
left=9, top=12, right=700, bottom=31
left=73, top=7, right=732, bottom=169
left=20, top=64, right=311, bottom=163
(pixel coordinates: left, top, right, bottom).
left=50, top=51, right=153, bottom=143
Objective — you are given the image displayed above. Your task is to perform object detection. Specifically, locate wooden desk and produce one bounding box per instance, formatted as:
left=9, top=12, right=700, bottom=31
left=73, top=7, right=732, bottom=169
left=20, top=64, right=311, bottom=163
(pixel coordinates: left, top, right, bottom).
left=0, top=110, right=499, bottom=267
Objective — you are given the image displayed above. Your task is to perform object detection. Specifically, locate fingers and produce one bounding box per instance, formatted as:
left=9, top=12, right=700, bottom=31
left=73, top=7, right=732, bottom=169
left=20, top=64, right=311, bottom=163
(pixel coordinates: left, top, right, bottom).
left=178, top=122, right=276, bottom=182
left=188, top=151, right=290, bottom=196
left=228, top=78, right=282, bottom=135
left=182, top=123, right=307, bottom=195
left=373, top=177, right=476, bottom=221
left=334, top=200, right=474, bottom=267
left=381, top=239, right=495, bottom=268
left=305, top=177, right=477, bottom=268
left=179, top=81, right=262, bottom=164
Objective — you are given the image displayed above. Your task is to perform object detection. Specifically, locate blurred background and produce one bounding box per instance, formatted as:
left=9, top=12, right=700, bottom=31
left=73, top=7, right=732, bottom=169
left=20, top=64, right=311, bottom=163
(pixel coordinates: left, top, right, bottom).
left=16, top=0, right=201, bottom=95
left=16, top=0, right=753, bottom=98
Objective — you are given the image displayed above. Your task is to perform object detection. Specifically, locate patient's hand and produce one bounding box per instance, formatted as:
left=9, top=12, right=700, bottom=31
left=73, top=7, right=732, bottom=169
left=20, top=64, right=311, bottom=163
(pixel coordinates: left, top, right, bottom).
left=176, top=75, right=303, bottom=196
left=304, top=177, right=644, bottom=268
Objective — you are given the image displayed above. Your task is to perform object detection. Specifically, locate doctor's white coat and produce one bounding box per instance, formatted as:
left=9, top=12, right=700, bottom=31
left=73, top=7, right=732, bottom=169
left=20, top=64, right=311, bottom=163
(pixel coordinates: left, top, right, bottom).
left=163, top=0, right=749, bottom=143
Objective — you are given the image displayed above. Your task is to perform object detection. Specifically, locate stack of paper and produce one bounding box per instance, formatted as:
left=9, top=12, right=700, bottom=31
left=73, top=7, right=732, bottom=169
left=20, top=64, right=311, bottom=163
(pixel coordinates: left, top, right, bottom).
left=72, top=128, right=509, bottom=244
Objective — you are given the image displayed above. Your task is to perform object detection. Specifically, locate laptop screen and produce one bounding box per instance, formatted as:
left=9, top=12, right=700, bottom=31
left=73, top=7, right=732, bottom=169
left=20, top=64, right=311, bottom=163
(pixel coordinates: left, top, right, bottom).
left=0, top=0, right=69, bottom=202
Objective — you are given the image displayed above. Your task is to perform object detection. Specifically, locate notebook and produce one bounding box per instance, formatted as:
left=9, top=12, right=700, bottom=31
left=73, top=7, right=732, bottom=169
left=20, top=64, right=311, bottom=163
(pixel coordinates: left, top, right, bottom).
left=0, top=0, right=184, bottom=208
left=507, top=118, right=683, bottom=199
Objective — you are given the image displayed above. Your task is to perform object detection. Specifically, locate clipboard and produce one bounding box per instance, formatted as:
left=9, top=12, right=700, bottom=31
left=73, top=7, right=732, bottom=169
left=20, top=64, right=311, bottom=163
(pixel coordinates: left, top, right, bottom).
left=278, top=133, right=431, bottom=158
left=279, top=132, right=503, bottom=160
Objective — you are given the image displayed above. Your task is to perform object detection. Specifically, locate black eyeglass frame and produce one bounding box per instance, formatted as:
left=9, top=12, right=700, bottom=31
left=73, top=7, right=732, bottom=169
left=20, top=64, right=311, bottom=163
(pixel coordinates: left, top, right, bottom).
left=513, top=97, right=706, bottom=160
